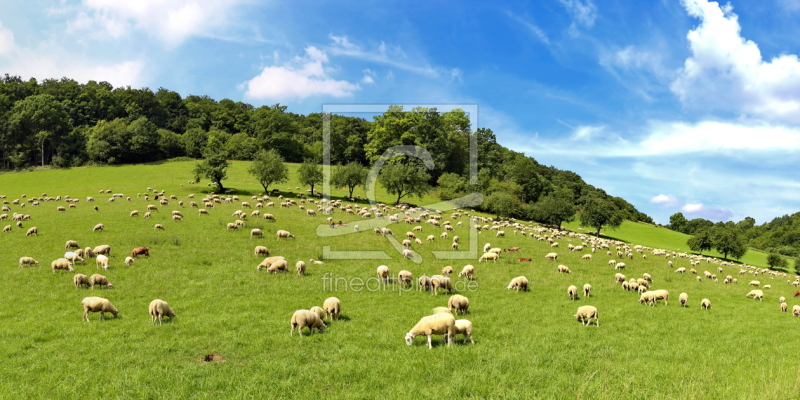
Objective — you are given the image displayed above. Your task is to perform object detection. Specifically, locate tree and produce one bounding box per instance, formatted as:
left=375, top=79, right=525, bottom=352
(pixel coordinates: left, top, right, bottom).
left=712, top=226, right=748, bottom=260
left=579, top=197, right=623, bottom=236
left=248, top=149, right=288, bottom=193
left=9, top=94, right=71, bottom=166
left=485, top=192, right=519, bottom=219
left=687, top=228, right=714, bottom=255
left=298, top=158, right=323, bottom=196
left=534, top=189, right=576, bottom=229
left=192, top=135, right=229, bottom=192
left=378, top=162, right=431, bottom=205
left=668, top=212, right=688, bottom=233
left=766, top=253, right=789, bottom=271
left=331, top=161, right=368, bottom=199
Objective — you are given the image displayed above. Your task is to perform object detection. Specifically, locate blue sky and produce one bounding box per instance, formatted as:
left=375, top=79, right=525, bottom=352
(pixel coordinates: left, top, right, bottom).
left=2, top=0, right=800, bottom=225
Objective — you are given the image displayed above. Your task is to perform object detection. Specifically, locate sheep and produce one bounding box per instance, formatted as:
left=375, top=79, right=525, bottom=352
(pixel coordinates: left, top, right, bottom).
left=700, top=298, right=711, bottom=310
left=124, top=256, right=134, bottom=266
left=582, top=254, right=592, bottom=260
left=257, top=256, right=286, bottom=271
left=93, top=245, right=111, bottom=256
left=402, top=249, right=414, bottom=259
left=568, top=285, right=579, bottom=300
left=544, top=252, right=558, bottom=261
left=418, top=275, right=432, bottom=291
left=557, top=265, right=572, bottom=274
left=131, top=247, right=150, bottom=257
left=653, top=289, right=669, bottom=305
left=250, top=228, right=263, bottom=238
left=93, top=223, right=104, bottom=232
left=405, top=313, right=456, bottom=349
left=458, top=265, right=475, bottom=280
left=254, top=246, right=269, bottom=256
left=674, top=267, right=686, bottom=274
left=679, top=293, right=689, bottom=307
left=398, top=270, right=414, bottom=287
left=276, top=230, right=295, bottom=239
left=479, top=252, right=499, bottom=262
left=507, top=276, right=529, bottom=291
left=65, top=240, right=80, bottom=250
left=266, top=259, right=289, bottom=273
left=64, top=252, right=85, bottom=265
left=309, top=259, right=324, bottom=265
left=74, top=274, right=90, bottom=289
left=448, top=294, right=470, bottom=315
left=323, top=297, right=341, bottom=321
left=614, top=273, right=626, bottom=284
left=226, top=222, right=238, bottom=231
left=745, top=290, right=764, bottom=301
left=95, top=254, right=110, bottom=270
left=145, top=299, right=176, bottom=325
left=454, top=319, right=475, bottom=344
left=639, top=291, right=656, bottom=306
left=781, top=302, right=789, bottom=312
left=574, top=305, right=599, bottom=326
left=296, top=260, right=306, bottom=275
left=82, top=297, right=118, bottom=321
left=442, top=266, right=454, bottom=276
left=84, top=247, right=95, bottom=258
left=377, top=265, right=390, bottom=282
left=615, top=262, right=626, bottom=270
left=451, top=242, right=459, bottom=250
left=51, top=258, right=74, bottom=273
left=749, top=280, right=760, bottom=287
left=483, top=243, right=491, bottom=253
left=2, top=225, right=10, bottom=233
left=18, top=256, right=39, bottom=268
left=290, top=310, right=326, bottom=336
left=583, top=283, right=592, bottom=297
left=794, top=305, right=800, bottom=317
left=89, top=274, right=112, bottom=289
left=763, top=285, right=772, bottom=290
left=25, top=226, right=38, bottom=236
left=780, top=296, right=786, bottom=304
left=431, top=275, right=453, bottom=295
left=310, top=306, right=326, bottom=321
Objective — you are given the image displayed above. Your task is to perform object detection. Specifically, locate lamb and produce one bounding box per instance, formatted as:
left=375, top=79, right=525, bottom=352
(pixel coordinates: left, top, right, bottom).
left=266, top=259, right=289, bottom=273
left=96, top=254, right=110, bottom=270
left=454, top=319, right=475, bottom=344
left=276, top=230, right=295, bottom=239
left=448, top=294, right=470, bottom=315
left=398, top=270, right=414, bottom=287
left=74, top=274, right=90, bottom=289
left=89, top=274, right=112, bottom=289
left=544, top=252, right=558, bottom=261
left=679, top=292, right=689, bottom=307
left=131, top=247, right=150, bottom=257
left=82, top=297, right=118, bottom=321
left=250, top=228, right=263, bottom=238
left=431, top=275, right=453, bottom=295
left=568, top=285, right=579, bottom=300
left=51, top=258, right=74, bottom=273
left=583, top=283, right=592, bottom=297
left=377, top=265, right=390, bottom=282
left=65, top=240, right=80, bottom=250
left=254, top=246, right=269, bottom=256
left=418, top=275, right=431, bottom=291
left=290, top=310, right=326, bottom=336
left=507, top=276, right=529, bottom=291
left=700, top=298, right=711, bottom=310
left=405, top=313, right=456, bottom=349
left=296, top=260, right=306, bottom=275
left=18, top=256, right=39, bottom=268
left=458, top=265, right=475, bottom=280
left=479, top=252, right=499, bottom=262
left=557, top=265, right=572, bottom=274
left=93, top=223, right=104, bottom=232
left=257, top=256, right=286, bottom=271
left=323, top=297, right=341, bottom=321
left=93, top=245, right=111, bottom=256
left=25, top=226, right=38, bottom=236
left=442, top=266, right=454, bottom=276
left=745, top=290, right=764, bottom=301
left=574, top=305, right=599, bottom=326
left=124, top=257, right=134, bottom=266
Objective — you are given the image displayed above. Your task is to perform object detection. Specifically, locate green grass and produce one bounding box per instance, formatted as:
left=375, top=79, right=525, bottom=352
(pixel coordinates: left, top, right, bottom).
left=1, top=161, right=800, bottom=399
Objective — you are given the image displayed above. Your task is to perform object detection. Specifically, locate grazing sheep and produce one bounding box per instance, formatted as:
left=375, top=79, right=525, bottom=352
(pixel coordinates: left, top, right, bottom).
left=574, top=305, right=599, bottom=326
left=544, top=252, right=558, bottom=261
left=89, top=274, right=112, bottom=289
left=2, top=225, right=10, bottom=233
left=250, top=228, right=263, bottom=238
left=25, top=226, right=38, bottom=236
left=431, top=275, right=453, bottom=295
left=763, top=285, right=772, bottom=290
left=276, top=230, right=295, bottom=239
left=74, top=274, right=90, bottom=289
left=615, top=262, right=626, bottom=270
left=794, top=305, right=800, bottom=317
left=310, top=306, right=326, bottom=321
left=81, top=297, right=118, bottom=321
left=418, top=275, right=432, bottom=291
left=377, top=265, right=390, bottom=282
left=582, top=254, right=592, bottom=260
left=583, top=283, right=592, bottom=297
left=148, top=299, right=175, bottom=325
left=679, top=292, right=689, bottom=307
left=479, top=252, right=499, bottom=262
left=93, top=245, right=111, bottom=256
left=323, top=297, right=341, bottom=321
left=454, top=319, right=475, bottom=344
left=254, top=246, right=269, bottom=256
left=402, top=249, right=414, bottom=259
left=18, top=256, right=39, bottom=268
left=93, top=223, right=104, bottom=232
left=398, top=270, right=414, bottom=287
left=290, top=310, right=326, bottom=336
left=700, top=298, right=711, bottom=310
left=296, top=260, right=306, bottom=275
left=130, top=210, right=139, bottom=217
left=615, top=273, right=626, bottom=284
left=51, top=258, right=74, bottom=273
left=780, top=296, right=786, bottom=304
left=458, top=265, right=475, bottom=280
left=405, top=313, right=456, bottom=349
left=131, top=247, right=150, bottom=257
left=507, top=276, right=529, bottom=291
left=557, top=265, right=572, bottom=274
left=781, top=302, right=789, bottom=312
left=65, top=240, right=80, bottom=250
left=653, top=289, right=669, bottom=305
left=746, top=290, right=764, bottom=301
left=448, top=294, right=470, bottom=315
left=84, top=247, right=94, bottom=258
left=64, top=252, right=85, bottom=265
left=257, top=256, right=286, bottom=271
left=567, top=285, right=579, bottom=300
left=674, top=267, right=686, bottom=274
left=749, top=280, right=760, bottom=287
left=639, top=291, right=657, bottom=306
left=96, top=254, right=110, bottom=270
left=124, top=257, right=134, bottom=266
left=442, top=266, right=454, bottom=276
left=266, top=259, right=289, bottom=273
left=144, top=212, right=152, bottom=218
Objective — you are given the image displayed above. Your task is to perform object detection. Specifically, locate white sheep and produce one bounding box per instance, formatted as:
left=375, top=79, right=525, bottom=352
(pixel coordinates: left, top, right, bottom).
left=81, top=297, right=118, bottom=321
left=93, top=223, right=104, bottom=232
left=51, top=258, right=74, bottom=273
left=431, top=275, right=452, bottom=295
left=479, top=252, right=498, bottom=262
left=639, top=291, right=656, bottom=306
left=794, top=305, right=800, bottom=317
left=323, top=297, right=341, bottom=321
left=507, top=276, right=529, bottom=291
left=745, top=290, right=764, bottom=301
left=257, top=256, right=286, bottom=271
left=290, top=310, right=326, bottom=336
left=267, top=259, right=289, bottom=273
left=653, top=289, right=669, bottom=305
left=398, top=270, right=414, bottom=287
left=124, top=256, right=134, bottom=266
left=96, top=254, right=110, bottom=270
left=700, top=298, right=711, bottom=310
left=574, top=305, right=599, bottom=326
left=254, top=246, right=269, bottom=256
left=442, top=266, right=454, bottom=276
left=583, top=283, right=592, bottom=297
left=402, top=249, right=413, bottom=259
left=418, top=275, right=431, bottom=291
left=567, top=285, right=578, bottom=300
left=148, top=299, right=175, bottom=325
left=453, top=319, right=475, bottom=344
left=458, top=265, right=475, bottom=280
left=781, top=302, right=788, bottom=312
left=557, top=265, right=572, bottom=274
left=296, top=260, right=306, bottom=275
left=310, top=306, right=326, bottom=321
left=18, top=256, right=39, bottom=268
left=250, top=228, right=263, bottom=238
left=405, top=313, right=456, bottom=349
left=74, top=274, right=90, bottom=289
left=65, top=240, right=80, bottom=250
left=448, top=294, right=470, bottom=315
left=679, top=292, right=689, bottom=307
left=89, top=273, right=112, bottom=289
left=276, top=230, right=295, bottom=239
left=377, top=265, right=390, bottom=282
left=544, top=252, right=558, bottom=261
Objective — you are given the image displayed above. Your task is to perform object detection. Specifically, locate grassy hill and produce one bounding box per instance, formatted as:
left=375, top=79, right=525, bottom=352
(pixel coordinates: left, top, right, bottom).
left=1, top=161, right=799, bottom=399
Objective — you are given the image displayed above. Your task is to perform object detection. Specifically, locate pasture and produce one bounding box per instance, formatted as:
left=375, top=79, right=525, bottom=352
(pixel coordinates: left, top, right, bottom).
left=1, top=161, right=799, bottom=399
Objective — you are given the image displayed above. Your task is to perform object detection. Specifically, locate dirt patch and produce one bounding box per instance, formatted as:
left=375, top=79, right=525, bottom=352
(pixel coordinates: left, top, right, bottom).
left=199, top=353, right=226, bottom=363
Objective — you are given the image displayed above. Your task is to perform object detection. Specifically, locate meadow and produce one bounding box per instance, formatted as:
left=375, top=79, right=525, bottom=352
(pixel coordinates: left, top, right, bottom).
left=1, top=160, right=799, bottom=399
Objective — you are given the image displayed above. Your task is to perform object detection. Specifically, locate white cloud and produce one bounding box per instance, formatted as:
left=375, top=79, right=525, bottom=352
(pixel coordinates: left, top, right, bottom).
left=672, top=0, right=800, bottom=124
left=560, top=0, right=597, bottom=36
left=681, top=203, right=733, bottom=221
left=242, top=46, right=360, bottom=101
left=506, top=12, right=550, bottom=45
left=650, top=194, right=684, bottom=208
left=362, top=69, right=376, bottom=84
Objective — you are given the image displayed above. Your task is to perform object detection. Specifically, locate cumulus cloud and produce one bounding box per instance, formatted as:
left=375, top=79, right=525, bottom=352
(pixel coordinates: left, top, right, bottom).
left=671, top=0, right=800, bottom=124
left=362, top=69, right=376, bottom=84
left=681, top=203, right=733, bottom=221
left=242, top=46, right=360, bottom=101
left=650, top=194, right=684, bottom=209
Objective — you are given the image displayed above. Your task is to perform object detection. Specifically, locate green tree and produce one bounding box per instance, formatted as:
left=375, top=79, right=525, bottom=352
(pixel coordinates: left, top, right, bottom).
left=668, top=212, right=688, bottom=233
left=485, top=192, right=519, bottom=219
left=248, top=149, right=288, bottom=193
left=579, top=197, right=623, bottom=236
left=437, top=172, right=468, bottom=201
left=331, top=162, right=368, bottom=199
left=712, top=226, right=748, bottom=260
left=736, top=216, right=756, bottom=231
left=766, top=253, right=789, bottom=271
left=9, top=94, right=71, bottom=166
left=378, top=162, right=431, bottom=205
left=687, top=228, right=714, bottom=255
left=534, top=189, right=576, bottom=229
left=298, top=158, right=323, bottom=196
left=192, top=135, right=229, bottom=192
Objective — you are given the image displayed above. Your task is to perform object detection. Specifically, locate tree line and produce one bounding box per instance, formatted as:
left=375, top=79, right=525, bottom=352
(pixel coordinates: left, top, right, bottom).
left=0, top=74, right=653, bottom=229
